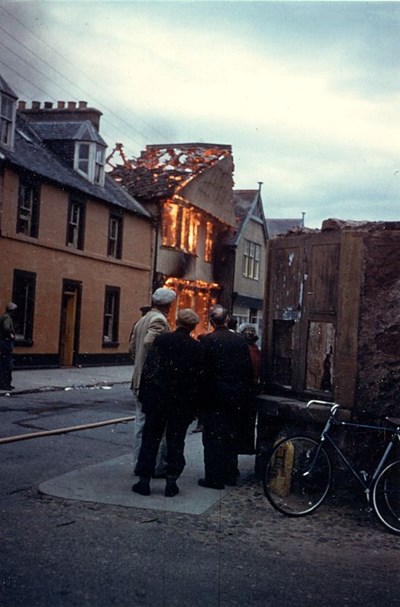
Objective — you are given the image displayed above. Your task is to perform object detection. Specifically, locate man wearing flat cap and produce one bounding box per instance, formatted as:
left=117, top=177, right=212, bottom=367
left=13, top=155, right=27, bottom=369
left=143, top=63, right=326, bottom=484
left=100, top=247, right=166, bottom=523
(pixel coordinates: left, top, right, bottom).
left=0, top=302, right=18, bottom=390
left=132, top=308, right=203, bottom=497
left=129, top=288, right=176, bottom=476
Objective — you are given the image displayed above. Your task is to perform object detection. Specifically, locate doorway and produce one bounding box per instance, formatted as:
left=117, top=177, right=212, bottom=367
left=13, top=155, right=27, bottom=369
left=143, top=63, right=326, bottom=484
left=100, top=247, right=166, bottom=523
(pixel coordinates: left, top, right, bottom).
left=59, top=280, right=81, bottom=366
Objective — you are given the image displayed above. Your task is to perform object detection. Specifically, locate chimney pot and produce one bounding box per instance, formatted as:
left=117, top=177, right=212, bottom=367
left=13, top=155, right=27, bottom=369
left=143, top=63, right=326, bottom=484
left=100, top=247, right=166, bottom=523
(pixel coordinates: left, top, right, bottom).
left=78, top=101, right=88, bottom=109
left=44, top=101, right=53, bottom=109
left=32, top=101, right=40, bottom=109
left=67, top=101, right=76, bottom=110
left=57, top=101, right=65, bottom=109
left=18, top=100, right=26, bottom=111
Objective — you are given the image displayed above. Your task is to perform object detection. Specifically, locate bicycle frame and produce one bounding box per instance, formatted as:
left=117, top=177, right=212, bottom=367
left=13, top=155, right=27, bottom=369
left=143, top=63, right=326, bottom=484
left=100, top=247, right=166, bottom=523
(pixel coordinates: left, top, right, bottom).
left=307, top=400, right=400, bottom=503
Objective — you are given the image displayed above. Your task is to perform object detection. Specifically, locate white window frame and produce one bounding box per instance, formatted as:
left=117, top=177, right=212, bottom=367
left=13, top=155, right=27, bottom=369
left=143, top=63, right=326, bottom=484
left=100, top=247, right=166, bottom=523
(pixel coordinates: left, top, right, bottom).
left=0, top=93, right=16, bottom=148
left=74, top=142, right=105, bottom=186
left=243, top=239, right=261, bottom=280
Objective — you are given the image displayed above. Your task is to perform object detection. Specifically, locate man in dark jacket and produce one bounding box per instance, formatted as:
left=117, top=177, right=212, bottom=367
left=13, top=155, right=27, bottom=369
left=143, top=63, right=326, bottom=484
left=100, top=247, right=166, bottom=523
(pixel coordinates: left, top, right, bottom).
left=198, top=306, right=254, bottom=490
left=0, top=302, right=17, bottom=390
left=132, top=308, right=203, bottom=498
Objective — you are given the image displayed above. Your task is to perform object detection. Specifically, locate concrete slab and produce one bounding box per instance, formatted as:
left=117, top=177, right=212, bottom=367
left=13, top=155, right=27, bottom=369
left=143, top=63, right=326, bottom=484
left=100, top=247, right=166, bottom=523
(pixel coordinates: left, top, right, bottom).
left=39, top=431, right=255, bottom=516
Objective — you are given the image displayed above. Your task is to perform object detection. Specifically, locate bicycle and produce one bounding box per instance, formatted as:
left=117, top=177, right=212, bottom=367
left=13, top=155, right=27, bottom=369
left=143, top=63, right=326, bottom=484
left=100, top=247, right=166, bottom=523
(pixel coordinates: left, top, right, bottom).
left=263, top=399, right=400, bottom=534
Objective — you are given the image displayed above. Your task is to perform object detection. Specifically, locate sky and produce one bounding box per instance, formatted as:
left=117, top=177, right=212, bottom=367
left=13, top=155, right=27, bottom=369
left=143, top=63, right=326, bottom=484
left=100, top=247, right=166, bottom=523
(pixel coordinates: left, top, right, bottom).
left=0, top=0, right=399, bottom=228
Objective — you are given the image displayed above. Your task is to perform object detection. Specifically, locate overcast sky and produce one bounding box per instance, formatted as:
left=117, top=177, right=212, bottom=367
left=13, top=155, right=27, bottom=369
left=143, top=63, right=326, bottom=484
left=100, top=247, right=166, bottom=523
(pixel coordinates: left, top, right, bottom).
left=0, top=0, right=399, bottom=227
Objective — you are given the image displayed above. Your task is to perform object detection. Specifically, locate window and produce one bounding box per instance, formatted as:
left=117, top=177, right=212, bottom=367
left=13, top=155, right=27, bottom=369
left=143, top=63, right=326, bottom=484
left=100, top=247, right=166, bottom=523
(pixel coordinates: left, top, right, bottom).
left=103, top=286, right=120, bottom=345
left=17, top=177, right=40, bottom=238
left=205, top=221, right=213, bottom=262
left=0, top=93, right=15, bottom=148
left=243, top=239, right=261, bottom=280
left=162, top=202, right=200, bottom=254
left=108, top=213, right=123, bottom=258
left=75, top=142, right=105, bottom=185
left=12, top=270, right=36, bottom=346
left=67, top=197, right=85, bottom=249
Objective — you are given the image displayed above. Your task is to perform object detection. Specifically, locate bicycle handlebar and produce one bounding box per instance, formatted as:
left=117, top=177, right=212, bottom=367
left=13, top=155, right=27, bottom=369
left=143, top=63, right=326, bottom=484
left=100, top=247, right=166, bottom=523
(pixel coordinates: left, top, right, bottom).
left=307, top=400, right=341, bottom=416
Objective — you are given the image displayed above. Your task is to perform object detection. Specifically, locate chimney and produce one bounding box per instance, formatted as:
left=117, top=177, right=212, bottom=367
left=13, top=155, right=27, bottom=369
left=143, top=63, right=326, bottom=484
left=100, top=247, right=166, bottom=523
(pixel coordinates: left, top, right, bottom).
left=19, top=99, right=103, bottom=132
left=18, top=100, right=26, bottom=111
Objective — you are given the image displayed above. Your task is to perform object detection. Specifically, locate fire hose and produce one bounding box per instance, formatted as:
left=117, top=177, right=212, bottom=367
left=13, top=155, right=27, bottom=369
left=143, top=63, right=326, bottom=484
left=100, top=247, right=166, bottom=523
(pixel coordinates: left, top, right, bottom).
left=0, top=415, right=135, bottom=445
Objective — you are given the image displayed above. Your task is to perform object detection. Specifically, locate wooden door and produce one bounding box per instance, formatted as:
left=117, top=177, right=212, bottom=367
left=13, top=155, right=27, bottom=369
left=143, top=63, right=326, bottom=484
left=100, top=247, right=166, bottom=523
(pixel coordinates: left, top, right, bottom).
left=59, top=283, right=80, bottom=366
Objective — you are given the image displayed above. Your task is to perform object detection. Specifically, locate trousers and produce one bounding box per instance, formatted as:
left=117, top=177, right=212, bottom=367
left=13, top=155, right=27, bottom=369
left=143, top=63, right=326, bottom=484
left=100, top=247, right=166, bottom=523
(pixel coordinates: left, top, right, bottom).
left=135, top=405, right=193, bottom=479
left=132, top=390, right=167, bottom=475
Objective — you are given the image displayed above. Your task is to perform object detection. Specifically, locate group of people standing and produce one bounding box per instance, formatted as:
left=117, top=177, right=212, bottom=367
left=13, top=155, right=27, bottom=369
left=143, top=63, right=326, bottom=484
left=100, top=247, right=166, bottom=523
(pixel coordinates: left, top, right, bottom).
left=128, top=287, right=259, bottom=498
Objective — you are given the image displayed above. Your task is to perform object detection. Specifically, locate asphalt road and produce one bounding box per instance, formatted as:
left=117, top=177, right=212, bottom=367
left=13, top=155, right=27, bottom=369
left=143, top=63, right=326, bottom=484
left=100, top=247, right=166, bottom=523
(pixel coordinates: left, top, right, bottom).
left=0, top=386, right=399, bottom=607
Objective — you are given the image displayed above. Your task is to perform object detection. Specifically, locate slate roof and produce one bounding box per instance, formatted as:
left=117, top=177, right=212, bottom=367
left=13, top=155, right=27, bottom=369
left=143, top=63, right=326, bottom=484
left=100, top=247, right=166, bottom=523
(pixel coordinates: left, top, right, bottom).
left=111, top=143, right=232, bottom=201
left=0, top=75, right=17, bottom=99
left=266, top=218, right=304, bottom=238
left=227, top=189, right=267, bottom=246
left=30, top=120, right=107, bottom=146
left=0, top=113, right=150, bottom=218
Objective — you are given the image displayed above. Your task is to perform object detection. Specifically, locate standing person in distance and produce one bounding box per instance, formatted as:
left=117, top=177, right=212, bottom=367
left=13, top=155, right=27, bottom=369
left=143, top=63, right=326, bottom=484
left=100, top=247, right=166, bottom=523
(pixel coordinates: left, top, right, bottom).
left=132, top=309, right=203, bottom=497
left=198, top=305, right=254, bottom=489
left=0, top=302, right=18, bottom=390
left=129, top=287, right=176, bottom=477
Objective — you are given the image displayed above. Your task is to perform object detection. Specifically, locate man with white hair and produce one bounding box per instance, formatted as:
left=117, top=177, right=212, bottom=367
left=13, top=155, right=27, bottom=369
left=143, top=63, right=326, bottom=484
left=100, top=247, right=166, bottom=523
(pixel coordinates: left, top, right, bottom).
left=0, top=302, right=17, bottom=390
left=129, top=287, right=176, bottom=477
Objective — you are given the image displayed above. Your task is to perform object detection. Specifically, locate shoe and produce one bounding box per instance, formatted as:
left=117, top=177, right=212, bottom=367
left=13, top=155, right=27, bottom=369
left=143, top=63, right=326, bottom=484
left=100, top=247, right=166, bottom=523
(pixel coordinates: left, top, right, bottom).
left=132, top=478, right=150, bottom=496
left=165, top=478, right=179, bottom=498
left=198, top=478, right=225, bottom=490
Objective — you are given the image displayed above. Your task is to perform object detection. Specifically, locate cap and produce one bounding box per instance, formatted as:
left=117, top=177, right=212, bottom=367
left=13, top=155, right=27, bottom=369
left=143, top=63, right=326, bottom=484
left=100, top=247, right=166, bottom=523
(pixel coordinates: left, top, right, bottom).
left=177, top=308, right=200, bottom=328
left=152, top=288, right=176, bottom=306
left=6, top=302, right=17, bottom=311
left=209, top=305, right=228, bottom=325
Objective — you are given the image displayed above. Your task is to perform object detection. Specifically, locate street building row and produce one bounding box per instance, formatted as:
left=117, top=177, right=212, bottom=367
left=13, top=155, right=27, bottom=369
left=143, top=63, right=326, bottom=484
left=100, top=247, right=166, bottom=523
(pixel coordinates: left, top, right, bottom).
left=0, top=73, right=302, bottom=369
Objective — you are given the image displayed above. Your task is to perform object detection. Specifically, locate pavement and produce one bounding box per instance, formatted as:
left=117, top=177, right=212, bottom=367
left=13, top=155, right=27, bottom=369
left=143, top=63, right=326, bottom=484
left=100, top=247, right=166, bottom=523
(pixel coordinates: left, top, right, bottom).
left=2, top=365, right=256, bottom=515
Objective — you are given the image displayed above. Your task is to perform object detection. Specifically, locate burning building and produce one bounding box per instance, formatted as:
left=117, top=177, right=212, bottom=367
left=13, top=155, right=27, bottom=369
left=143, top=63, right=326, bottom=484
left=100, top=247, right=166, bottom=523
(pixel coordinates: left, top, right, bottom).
left=110, top=143, right=238, bottom=334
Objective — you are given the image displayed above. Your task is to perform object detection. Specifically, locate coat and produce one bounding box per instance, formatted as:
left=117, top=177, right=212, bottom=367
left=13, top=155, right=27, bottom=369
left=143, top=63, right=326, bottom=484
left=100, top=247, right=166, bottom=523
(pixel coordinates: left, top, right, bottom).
left=200, top=325, right=255, bottom=454
left=138, top=327, right=203, bottom=418
left=129, top=308, right=170, bottom=391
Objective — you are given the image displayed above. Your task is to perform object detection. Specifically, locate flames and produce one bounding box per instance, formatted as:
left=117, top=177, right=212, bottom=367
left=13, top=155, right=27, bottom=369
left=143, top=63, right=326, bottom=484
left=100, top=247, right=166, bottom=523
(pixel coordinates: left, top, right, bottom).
left=162, top=201, right=200, bottom=254
left=164, top=277, right=219, bottom=337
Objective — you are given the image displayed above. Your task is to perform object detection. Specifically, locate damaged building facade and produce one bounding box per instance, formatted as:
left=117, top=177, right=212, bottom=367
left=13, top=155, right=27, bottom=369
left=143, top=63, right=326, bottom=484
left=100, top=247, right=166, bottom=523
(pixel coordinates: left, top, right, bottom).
left=111, top=143, right=238, bottom=335
left=259, top=219, right=400, bottom=425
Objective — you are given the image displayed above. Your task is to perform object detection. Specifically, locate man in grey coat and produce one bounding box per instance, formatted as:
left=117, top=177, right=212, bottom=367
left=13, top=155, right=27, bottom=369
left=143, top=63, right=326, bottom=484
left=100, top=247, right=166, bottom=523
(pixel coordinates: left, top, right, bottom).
left=129, top=287, right=176, bottom=476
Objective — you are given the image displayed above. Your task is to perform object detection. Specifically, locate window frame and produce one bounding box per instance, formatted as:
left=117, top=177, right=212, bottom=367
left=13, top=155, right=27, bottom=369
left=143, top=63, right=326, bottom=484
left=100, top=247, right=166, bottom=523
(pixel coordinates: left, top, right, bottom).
left=102, top=286, right=120, bottom=347
left=0, top=92, right=16, bottom=148
left=66, top=196, right=86, bottom=250
left=243, top=239, right=261, bottom=280
left=162, top=201, right=200, bottom=254
left=107, top=212, right=123, bottom=259
left=16, top=176, right=41, bottom=238
left=74, top=142, right=106, bottom=186
left=12, top=269, right=36, bottom=347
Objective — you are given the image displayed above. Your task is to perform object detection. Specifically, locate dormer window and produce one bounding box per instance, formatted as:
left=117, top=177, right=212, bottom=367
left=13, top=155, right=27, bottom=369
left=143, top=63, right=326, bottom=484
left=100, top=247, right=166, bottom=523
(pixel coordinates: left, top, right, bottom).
left=75, top=142, right=105, bottom=186
left=0, top=92, right=16, bottom=148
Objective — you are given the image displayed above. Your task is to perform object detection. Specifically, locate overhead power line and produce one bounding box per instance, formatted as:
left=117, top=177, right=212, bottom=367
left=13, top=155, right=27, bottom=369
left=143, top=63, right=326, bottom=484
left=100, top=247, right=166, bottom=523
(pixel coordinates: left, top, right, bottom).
left=0, top=5, right=169, bottom=152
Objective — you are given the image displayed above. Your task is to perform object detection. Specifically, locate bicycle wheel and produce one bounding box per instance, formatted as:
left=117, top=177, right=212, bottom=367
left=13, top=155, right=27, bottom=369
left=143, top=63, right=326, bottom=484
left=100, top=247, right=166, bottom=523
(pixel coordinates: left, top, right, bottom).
left=263, top=436, right=332, bottom=516
left=372, top=460, right=400, bottom=534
